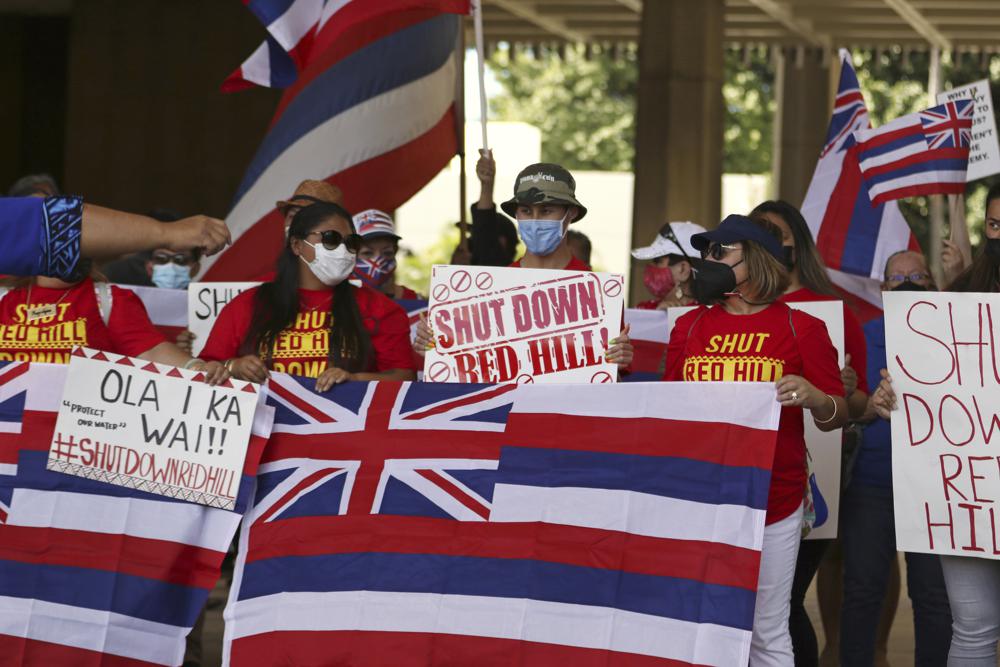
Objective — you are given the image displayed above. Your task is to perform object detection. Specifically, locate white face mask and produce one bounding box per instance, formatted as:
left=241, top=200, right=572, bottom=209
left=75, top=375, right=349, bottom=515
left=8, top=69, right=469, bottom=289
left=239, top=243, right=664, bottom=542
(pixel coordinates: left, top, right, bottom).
left=300, top=241, right=356, bottom=286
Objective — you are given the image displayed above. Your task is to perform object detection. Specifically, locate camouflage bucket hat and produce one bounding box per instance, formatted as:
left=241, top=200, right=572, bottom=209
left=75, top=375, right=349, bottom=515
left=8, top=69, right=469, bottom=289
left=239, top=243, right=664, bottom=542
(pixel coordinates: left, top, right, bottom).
left=500, top=163, right=587, bottom=221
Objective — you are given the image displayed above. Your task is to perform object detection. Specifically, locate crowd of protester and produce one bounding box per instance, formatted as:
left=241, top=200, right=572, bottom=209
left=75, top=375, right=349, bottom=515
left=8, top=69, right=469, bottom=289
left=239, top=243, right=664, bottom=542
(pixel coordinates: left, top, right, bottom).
left=4, top=162, right=1000, bottom=667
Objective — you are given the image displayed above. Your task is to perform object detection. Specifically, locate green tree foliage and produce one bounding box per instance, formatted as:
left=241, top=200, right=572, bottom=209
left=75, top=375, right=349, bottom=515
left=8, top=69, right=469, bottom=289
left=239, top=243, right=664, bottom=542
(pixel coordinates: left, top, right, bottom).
left=488, top=44, right=775, bottom=175
left=723, top=48, right=775, bottom=174
left=488, top=43, right=637, bottom=172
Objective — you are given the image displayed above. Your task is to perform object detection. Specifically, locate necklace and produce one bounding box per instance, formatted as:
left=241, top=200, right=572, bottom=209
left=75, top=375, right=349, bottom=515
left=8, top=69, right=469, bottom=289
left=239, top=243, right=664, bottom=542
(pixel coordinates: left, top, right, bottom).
left=24, top=284, right=73, bottom=322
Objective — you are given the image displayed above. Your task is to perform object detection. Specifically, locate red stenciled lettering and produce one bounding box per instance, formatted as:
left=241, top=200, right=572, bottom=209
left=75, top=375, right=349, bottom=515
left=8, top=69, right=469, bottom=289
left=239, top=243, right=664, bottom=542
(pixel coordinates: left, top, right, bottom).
left=454, top=353, right=480, bottom=383
left=432, top=310, right=454, bottom=349
left=511, top=294, right=532, bottom=333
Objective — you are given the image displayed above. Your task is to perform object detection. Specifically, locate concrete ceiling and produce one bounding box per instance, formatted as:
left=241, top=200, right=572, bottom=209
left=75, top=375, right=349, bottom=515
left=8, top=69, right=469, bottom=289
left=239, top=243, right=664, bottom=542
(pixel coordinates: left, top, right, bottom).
left=476, top=0, right=1000, bottom=51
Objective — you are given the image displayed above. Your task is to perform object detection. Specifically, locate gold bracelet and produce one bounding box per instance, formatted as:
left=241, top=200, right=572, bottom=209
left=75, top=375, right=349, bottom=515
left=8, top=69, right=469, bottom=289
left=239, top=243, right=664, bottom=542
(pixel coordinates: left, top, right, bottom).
left=813, top=394, right=838, bottom=424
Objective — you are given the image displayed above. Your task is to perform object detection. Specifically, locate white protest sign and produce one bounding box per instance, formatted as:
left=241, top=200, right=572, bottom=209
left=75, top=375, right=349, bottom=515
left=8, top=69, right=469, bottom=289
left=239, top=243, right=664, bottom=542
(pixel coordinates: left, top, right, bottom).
left=938, top=79, right=1000, bottom=181
left=886, top=291, right=1000, bottom=559
left=47, top=347, right=261, bottom=510
left=666, top=300, right=845, bottom=539
left=424, top=265, right=624, bottom=384
left=188, top=282, right=260, bottom=356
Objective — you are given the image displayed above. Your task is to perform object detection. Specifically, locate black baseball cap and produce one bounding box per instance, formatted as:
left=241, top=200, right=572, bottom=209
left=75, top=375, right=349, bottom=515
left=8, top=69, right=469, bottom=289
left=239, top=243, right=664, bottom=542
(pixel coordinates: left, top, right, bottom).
left=691, top=214, right=785, bottom=261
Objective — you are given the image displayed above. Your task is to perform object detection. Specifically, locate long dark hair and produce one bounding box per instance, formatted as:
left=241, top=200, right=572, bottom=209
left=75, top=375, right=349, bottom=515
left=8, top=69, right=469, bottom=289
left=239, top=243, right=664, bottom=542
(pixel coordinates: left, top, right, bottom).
left=240, top=202, right=372, bottom=372
left=750, top=200, right=837, bottom=297
left=948, top=183, right=1000, bottom=293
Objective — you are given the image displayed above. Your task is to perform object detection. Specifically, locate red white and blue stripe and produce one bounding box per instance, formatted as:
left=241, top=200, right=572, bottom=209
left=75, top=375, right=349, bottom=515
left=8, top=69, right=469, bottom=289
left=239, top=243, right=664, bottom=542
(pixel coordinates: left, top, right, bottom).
left=206, top=0, right=470, bottom=280
left=223, top=376, right=781, bottom=666
left=0, top=362, right=274, bottom=666
left=801, top=49, right=918, bottom=314
left=854, top=99, right=973, bottom=205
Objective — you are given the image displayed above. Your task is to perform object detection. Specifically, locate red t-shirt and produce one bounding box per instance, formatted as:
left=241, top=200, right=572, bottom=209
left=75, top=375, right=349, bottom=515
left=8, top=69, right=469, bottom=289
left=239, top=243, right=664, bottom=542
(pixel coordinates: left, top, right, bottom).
left=510, top=255, right=591, bottom=271
left=636, top=299, right=659, bottom=310
left=201, top=285, right=416, bottom=378
left=779, top=287, right=868, bottom=394
left=0, top=278, right=165, bottom=363
left=664, top=302, right=844, bottom=524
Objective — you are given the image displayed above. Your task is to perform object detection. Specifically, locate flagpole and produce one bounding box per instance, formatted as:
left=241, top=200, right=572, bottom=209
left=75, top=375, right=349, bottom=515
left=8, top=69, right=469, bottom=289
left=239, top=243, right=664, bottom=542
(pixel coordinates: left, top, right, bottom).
left=928, top=46, right=945, bottom=284
left=473, top=0, right=489, bottom=151
left=456, top=18, right=469, bottom=251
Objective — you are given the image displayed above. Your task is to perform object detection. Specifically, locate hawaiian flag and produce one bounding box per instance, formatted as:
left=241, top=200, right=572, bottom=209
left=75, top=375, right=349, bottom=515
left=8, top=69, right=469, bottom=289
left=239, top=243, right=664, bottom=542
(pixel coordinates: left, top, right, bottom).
left=0, top=362, right=274, bottom=666
left=223, top=375, right=781, bottom=666
left=801, top=49, right=918, bottom=318
left=205, top=0, right=471, bottom=280
left=855, top=100, right=974, bottom=205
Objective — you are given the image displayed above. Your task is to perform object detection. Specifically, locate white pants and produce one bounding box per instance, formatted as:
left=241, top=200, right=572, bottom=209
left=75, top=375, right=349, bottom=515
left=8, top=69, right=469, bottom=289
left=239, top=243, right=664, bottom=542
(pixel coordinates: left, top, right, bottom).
left=749, top=504, right=803, bottom=667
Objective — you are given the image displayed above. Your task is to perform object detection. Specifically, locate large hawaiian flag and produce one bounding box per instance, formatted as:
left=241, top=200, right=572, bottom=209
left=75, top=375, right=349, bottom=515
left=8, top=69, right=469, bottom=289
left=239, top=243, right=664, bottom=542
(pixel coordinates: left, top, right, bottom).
left=205, top=0, right=471, bottom=280
left=223, top=375, right=781, bottom=666
left=801, top=49, right=919, bottom=320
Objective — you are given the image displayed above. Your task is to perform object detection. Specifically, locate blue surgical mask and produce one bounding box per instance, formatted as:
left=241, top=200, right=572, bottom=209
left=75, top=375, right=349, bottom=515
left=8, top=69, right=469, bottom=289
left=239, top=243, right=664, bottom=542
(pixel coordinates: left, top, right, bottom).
left=152, top=262, right=192, bottom=290
left=518, top=214, right=567, bottom=256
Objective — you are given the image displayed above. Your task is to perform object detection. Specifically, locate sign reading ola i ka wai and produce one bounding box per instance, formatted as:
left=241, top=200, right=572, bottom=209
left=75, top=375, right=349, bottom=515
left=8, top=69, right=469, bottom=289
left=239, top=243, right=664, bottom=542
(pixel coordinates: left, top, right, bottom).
left=424, top=265, right=625, bottom=384
left=46, top=347, right=263, bottom=510
left=885, top=291, right=1000, bottom=560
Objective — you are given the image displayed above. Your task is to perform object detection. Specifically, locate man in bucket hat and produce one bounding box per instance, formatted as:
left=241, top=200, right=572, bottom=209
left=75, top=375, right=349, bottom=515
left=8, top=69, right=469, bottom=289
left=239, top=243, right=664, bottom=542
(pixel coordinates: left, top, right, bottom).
left=500, top=163, right=589, bottom=271
left=414, top=162, right=632, bottom=371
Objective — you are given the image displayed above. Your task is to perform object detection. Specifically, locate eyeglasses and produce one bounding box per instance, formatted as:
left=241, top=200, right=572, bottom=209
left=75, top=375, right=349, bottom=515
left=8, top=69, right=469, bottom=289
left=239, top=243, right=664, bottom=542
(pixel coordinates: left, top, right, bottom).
left=887, top=272, right=931, bottom=284
left=703, top=243, right=740, bottom=261
left=151, top=252, right=194, bottom=266
left=306, top=230, right=363, bottom=253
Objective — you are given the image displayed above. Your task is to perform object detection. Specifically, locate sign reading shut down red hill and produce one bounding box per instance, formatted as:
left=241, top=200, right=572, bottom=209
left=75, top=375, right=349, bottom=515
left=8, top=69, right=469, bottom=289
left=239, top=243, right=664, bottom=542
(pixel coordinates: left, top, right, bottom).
left=423, top=265, right=624, bottom=384
left=886, top=291, right=1000, bottom=560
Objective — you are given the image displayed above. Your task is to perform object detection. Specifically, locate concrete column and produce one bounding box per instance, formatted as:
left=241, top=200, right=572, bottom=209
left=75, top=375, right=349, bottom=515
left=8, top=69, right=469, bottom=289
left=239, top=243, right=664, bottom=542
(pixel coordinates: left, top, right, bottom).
left=773, top=47, right=832, bottom=205
left=629, top=0, right=723, bottom=305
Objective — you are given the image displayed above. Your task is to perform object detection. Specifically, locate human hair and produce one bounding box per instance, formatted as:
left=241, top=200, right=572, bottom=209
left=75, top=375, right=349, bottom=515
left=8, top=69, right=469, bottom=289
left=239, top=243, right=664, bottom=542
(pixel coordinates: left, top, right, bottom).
left=240, top=202, right=372, bottom=371
left=947, top=183, right=1000, bottom=293
left=7, top=173, right=59, bottom=197
left=742, top=217, right=791, bottom=302
left=566, top=229, right=592, bottom=265
left=987, top=182, right=1000, bottom=211
left=750, top=200, right=836, bottom=296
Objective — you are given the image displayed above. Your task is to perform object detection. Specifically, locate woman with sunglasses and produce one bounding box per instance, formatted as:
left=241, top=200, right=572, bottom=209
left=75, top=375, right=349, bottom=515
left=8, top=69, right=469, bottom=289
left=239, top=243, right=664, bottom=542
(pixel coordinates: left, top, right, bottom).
left=664, top=214, right=847, bottom=666
left=201, top=202, right=416, bottom=391
left=749, top=200, right=871, bottom=667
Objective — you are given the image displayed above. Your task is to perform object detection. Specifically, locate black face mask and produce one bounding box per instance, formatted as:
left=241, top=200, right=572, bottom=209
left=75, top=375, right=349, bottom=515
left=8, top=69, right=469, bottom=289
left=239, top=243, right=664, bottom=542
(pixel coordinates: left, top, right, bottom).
left=691, top=258, right=741, bottom=304
left=891, top=280, right=928, bottom=292
left=782, top=245, right=795, bottom=271
left=986, top=238, right=1000, bottom=266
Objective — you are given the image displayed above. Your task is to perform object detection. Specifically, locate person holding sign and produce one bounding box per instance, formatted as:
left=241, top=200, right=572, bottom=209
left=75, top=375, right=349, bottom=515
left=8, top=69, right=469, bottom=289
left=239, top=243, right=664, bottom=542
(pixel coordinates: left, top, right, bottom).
left=631, top=221, right=705, bottom=310
left=0, top=264, right=229, bottom=383
left=664, top=214, right=847, bottom=666
left=750, top=200, right=871, bottom=664
left=351, top=209, right=421, bottom=300
left=841, top=250, right=952, bottom=667
left=874, top=185, right=1000, bottom=666
left=201, top=202, right=416, bottom=391
left=412, top=163, right=633, bottom=370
